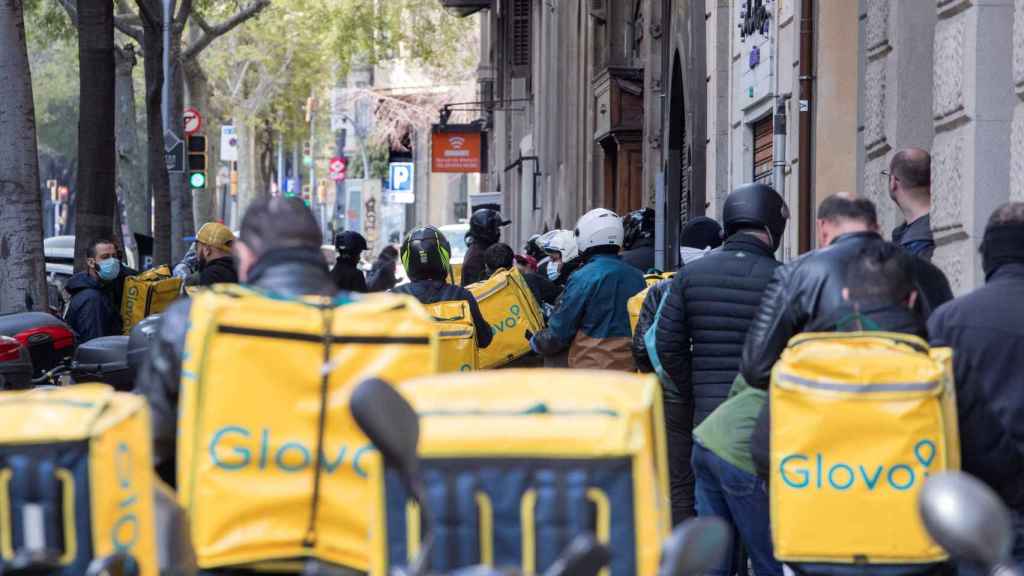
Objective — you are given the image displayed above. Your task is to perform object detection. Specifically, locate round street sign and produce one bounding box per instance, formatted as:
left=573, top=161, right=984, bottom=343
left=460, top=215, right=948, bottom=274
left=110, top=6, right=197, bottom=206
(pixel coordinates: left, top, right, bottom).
left=184, top=107, right=202, bottom=135
left=329, top=156, right=347, bottom=182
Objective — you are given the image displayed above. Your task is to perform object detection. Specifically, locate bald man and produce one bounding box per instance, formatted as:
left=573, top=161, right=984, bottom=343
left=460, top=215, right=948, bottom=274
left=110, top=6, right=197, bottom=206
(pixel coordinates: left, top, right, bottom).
left=888, top=148, right=935, bottom=260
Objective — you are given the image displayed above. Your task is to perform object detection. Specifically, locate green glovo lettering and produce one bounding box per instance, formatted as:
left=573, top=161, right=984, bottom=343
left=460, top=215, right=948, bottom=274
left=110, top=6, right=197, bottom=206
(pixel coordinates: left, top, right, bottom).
left=208, top=425, right=374, bottom=477
left=778, top=439, right=936, bottom=493
left=490, top=304, right=522, bottom=335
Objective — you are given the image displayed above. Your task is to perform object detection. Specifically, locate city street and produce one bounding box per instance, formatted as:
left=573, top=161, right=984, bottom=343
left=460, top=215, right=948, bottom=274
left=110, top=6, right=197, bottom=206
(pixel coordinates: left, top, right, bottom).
left=0, top=1, right=1023, bottom=575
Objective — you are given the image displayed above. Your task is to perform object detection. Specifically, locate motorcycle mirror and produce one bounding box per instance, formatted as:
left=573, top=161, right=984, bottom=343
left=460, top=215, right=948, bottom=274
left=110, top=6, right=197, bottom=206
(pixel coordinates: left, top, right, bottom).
left=350, top=378, right=433, bottom=576
left=83, top=552, right=139, bottom=576
left=919, top=472, right=1015, bottom=571
left=657, top=517, right=732, bottom=576
left=350, top=378, right=420, bottom=493
left=542, top=533, right=611, bottom=576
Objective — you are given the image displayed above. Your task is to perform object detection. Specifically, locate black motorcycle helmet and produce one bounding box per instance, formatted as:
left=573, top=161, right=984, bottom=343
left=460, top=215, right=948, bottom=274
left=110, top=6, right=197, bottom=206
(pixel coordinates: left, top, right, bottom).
left=468, top=209, right=510, bottom=245
left=622, top=208, right=655, bottom=250
left=401, top=226, right=452, bottom=282
left=722, top=183, right=789, bottom=250
left=524, top=234, right=547, bottom=261
left=334, top=231, right=368, bottom=257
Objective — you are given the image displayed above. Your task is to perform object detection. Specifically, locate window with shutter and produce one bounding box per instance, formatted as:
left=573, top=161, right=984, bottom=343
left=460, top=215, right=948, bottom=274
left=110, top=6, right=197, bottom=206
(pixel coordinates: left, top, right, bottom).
left=509, top=0, right=531, bottom=77
left=753, top=115, right=773, bottom=185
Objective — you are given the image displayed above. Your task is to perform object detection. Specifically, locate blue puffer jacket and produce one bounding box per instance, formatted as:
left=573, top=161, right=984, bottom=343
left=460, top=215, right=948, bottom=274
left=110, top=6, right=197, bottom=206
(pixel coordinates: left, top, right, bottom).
left=532, top=253, right=645, bottom=370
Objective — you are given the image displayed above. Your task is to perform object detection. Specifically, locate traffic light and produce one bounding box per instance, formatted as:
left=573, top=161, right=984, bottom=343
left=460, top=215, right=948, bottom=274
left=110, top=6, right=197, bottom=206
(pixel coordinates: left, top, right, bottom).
left=187, top=135, right=207, bottom=189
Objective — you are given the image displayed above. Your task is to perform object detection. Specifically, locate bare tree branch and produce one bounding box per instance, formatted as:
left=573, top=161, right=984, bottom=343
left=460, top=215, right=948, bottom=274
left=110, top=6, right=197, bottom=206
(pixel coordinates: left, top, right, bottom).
left=113, top=16, right=144, bottom=42
left=54, top=0, right=78, bottom=27
left=174, top=0, right=193, bottom=34
left=345, top=85, right=476, bottom=152
left=182, top=0, right=270, bottom=62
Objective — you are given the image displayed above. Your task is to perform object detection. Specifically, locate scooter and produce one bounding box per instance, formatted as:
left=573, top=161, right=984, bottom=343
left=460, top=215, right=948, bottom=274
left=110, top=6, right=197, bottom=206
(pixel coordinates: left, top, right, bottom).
left=26, top=314, right=161, bottom=390
left=348, top=377, right=732, bottom=576
left=919, top=472, right=1022, bottom=576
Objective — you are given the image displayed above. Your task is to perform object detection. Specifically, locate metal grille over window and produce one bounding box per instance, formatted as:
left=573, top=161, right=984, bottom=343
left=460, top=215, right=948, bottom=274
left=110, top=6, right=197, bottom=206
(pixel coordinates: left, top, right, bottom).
left=753, top=115, right=773, bottom=184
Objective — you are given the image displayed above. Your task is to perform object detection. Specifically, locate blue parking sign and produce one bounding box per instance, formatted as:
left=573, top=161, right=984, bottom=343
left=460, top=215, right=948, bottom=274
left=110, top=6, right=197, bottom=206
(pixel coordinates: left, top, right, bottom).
left=389, top=162, right=414, bottom=192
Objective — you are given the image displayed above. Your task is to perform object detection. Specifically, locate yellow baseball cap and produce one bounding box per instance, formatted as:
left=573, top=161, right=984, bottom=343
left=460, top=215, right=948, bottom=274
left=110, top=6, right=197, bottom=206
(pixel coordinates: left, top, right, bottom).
left=196, top=222, right=235, bottom=252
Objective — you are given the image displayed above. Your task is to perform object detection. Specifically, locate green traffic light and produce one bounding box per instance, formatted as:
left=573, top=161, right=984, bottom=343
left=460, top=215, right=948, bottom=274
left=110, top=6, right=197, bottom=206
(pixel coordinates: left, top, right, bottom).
left=189, top=172, right=207, bottom=189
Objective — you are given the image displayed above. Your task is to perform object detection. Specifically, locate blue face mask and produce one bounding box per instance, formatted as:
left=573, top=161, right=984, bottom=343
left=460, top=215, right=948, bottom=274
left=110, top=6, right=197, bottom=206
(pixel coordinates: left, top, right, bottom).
left=97, top=258, right=121, bottom=282
left=546, top=261, right=560, bottom=281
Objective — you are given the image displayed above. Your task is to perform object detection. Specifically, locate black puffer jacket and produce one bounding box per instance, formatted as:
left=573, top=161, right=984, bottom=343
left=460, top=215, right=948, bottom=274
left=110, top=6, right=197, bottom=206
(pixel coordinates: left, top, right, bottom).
left=392, top=280, right=493, bottom=349
left=138, top=247, right=337, bottom=486
left=741, top=231, right=953, bottom=390
left=655, top=234, right=780, bottom=423
left=631, top=279, right=670, bottom=374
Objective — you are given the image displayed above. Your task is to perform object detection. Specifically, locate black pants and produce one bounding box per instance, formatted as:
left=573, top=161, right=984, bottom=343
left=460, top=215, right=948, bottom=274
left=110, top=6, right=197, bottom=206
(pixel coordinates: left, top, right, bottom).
left=664, top=398, right=695, bottom=526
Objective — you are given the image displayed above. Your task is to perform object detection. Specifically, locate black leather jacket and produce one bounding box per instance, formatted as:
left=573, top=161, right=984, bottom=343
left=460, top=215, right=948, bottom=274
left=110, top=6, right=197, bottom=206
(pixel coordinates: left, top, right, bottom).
left=740, top=231, right=953, bottom=390
left=137, top=247, right=337, bottom=486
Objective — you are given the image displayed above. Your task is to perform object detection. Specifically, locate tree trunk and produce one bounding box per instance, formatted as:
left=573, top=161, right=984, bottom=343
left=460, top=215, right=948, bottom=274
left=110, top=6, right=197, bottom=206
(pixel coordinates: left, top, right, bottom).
left=169, top=30, right=192, bottom=262
left=115, top=43, right=148, bottom=239
left=138, top=3, right=172, bottom=266
left=183, top=53, right=218, bottom=228
left=74, top=0, right=118, bottom=272
left=0, top=0, right=47, bottom=313
left=236, top=120, right=266, bottom=219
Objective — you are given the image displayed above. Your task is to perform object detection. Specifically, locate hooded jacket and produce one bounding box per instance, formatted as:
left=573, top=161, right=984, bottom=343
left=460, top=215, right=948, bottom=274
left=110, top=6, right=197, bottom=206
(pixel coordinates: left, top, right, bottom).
left=929, top=262, right=1024, bottom=511
left=532, top=254, right=646, bottom=370
left=137, top=247, right=337, bottom=486
left=65, top=272, right=121, bottom=342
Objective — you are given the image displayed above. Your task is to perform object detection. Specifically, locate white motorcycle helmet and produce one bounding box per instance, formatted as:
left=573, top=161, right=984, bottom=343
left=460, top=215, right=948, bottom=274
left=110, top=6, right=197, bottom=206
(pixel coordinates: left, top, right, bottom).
left=574, top=208, right=624, bottom=253
left=542, top=230, right=579, bottom=264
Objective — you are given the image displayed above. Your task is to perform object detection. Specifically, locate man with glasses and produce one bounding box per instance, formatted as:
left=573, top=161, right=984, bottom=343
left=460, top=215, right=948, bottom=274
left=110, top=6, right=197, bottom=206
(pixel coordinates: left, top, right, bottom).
left=884, top=148, right=935, bottom=260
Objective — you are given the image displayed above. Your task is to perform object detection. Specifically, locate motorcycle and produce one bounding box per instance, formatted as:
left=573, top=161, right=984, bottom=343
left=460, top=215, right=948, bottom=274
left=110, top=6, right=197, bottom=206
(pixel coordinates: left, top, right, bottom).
left=24, top=314, right=161, bottom=390
left=919, top=472, right=1022, bottom=576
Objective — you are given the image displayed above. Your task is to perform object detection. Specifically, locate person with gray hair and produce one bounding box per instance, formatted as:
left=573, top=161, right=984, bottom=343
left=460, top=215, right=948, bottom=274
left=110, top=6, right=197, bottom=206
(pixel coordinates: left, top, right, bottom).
left=928, top=202, right=1024, bottom=572
left=137, top=197, right=336, bottom=486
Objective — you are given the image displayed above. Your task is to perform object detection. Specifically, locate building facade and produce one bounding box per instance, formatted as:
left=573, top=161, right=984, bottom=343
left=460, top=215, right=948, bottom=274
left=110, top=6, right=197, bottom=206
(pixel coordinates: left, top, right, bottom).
left=444, top=0, right=1020, bottom=292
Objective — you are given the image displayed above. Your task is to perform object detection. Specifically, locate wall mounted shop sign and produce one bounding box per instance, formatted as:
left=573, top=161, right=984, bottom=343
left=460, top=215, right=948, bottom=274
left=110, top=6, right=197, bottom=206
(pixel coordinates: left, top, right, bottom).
left=739, top=0, right=772, bottom=40
left=432, top=124, right=487, bottom=173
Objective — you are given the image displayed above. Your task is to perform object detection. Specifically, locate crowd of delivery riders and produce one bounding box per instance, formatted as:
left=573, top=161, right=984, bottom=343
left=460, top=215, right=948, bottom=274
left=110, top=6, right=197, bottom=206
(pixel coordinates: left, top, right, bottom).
left=11, top=145, right=1023, bottom=575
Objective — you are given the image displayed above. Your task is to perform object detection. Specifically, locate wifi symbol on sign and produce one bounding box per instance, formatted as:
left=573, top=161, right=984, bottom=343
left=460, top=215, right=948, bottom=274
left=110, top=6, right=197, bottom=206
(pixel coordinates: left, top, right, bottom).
left=449, top=136, right=466, bottom=149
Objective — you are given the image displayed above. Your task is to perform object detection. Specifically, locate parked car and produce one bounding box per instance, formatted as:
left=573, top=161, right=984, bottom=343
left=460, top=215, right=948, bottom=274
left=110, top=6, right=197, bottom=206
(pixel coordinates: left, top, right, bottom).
left=439, top=223, right=470, bottom=285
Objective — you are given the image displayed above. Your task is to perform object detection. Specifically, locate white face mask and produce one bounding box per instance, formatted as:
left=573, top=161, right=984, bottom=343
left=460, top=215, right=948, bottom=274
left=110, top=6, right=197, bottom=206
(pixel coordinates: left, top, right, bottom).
left=546, top=260, right=560, bottom=281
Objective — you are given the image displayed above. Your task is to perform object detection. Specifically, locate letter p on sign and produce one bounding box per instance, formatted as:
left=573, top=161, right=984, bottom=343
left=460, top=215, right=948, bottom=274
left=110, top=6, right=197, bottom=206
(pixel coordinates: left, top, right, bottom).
left=389, top=162, right=414, bottom=192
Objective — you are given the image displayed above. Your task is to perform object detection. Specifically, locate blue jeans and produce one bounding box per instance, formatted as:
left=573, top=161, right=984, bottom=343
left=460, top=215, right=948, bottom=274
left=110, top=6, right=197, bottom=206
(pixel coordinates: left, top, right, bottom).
left=693, top=442, right=783, bottom=576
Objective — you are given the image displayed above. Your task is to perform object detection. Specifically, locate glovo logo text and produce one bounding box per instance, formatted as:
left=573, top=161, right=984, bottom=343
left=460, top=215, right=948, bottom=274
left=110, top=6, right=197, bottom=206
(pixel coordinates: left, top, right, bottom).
left=208, top=425, right=374, bottom=477
left=778, top=439, right=937, bottom=492
left=490, top=304, right=522, bottom=335
left=124, top=285, right=141, bottom=315
left=112, top=442, right=140, bottom=554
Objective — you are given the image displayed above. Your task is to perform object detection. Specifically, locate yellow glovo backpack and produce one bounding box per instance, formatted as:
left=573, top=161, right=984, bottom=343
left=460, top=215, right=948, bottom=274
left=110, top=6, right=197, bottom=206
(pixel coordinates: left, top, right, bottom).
left=424, top=300, right=478, bottom=372
left=121, top=265, right=183, bottom=333
left=770, top=332, right=960, bottom=566
left=368, top=370, right=671, bottom=576
left=467, top=268, right=545, bottom=369
left=0, top=385, right=158, bottom=575
left=177, top=284, right=440, bottom=572
left=628, top=272, right=675, bottom=334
